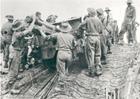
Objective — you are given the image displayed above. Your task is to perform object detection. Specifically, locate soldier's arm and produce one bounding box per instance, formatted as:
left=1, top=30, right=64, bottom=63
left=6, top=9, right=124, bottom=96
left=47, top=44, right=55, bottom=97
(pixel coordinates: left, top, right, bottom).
left=39, top=29, right=57, bottom=40
left=37, top=19, right=56, bottom=31
left=132, top=7, right=136, bottom=22
left=136, top=22, right=139, bottom=27
left=97, top=19, right=104, bottom=34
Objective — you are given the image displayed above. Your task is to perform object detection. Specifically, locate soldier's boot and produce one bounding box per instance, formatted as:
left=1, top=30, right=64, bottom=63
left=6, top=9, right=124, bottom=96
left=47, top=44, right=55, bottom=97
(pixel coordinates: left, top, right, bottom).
left=1, top=79, right=15, bottom=95
left=95, top=56, right=103, bottom=76
left=87, top=67, right=96, bottom=77
left=10, top=89, right=21, bottom=95
left=96, top=64, right=103, bottom=76
left=118, top=40, right=124, bottom=45
left=1, top=61, right=8, bottom=74
left=1, top=84, right=10, bottom=95
left=84, top=67, right=96, bottom=77
left=101, top=57, right=107, bottom=65
left=128, top=37, right=133, bottom=46
left=55, top=80, right=65, bottom=91
left=4, top=61, right=8, bottom=68
left=107, top=47, right=112, bottom=54
left=10, top=84, right=21, bottom=95
left=19, top=64, right=24, bottom=72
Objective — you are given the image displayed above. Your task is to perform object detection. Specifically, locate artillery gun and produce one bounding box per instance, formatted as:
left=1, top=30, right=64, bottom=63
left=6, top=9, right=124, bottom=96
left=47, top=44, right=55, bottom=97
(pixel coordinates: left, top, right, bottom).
left=32, top=17, right=86, bottom=70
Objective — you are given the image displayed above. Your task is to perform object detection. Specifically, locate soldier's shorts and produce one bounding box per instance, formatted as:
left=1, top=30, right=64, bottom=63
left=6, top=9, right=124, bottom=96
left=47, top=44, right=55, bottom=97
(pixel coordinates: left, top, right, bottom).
left=85, top=35, right=101, bottom=74
left=56, top=50, right=72, bottom=85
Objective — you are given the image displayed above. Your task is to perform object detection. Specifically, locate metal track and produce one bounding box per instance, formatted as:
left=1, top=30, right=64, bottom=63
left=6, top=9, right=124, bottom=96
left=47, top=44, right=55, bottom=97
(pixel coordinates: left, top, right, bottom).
left=37, top=73, right=58, bottom=99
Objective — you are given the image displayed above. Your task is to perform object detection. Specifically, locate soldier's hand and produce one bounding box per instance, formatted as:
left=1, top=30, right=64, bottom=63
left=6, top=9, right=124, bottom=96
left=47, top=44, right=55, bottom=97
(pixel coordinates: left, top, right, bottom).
left=32, top=14, right=36, bottom=20
left=55, top=25, right=61, bottom=32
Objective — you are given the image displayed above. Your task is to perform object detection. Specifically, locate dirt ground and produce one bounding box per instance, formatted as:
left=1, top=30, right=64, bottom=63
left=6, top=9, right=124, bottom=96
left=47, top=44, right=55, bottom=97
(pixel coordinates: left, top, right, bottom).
left=0, top=44, right=140, bottom=99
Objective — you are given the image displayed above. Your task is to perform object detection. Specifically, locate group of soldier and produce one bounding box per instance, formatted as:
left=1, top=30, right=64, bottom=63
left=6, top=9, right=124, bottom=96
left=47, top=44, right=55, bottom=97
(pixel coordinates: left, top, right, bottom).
left=0, top=0, right=139, bottom=93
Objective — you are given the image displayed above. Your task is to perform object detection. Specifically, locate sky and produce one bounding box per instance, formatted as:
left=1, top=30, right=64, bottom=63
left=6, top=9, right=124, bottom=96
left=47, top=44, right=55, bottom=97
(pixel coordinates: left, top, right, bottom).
left=0, top=0, right=140, bottom=42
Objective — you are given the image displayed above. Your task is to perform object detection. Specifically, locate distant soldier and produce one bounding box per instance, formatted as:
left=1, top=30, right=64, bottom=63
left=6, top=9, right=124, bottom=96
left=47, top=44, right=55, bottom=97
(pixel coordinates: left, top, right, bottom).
left=79, top=8, right=103, bottom=77
left=2, top=15, right=36, bottom=94
left=40, top=22, right=75, bottom=91
left=104, top=7, right=113, bottom=54
left=96, top=8, right=107, bottom=65
left=118, top=0, right=136, bottom=45
left=1, top=15, right=14, bottom=73
left=105, top=7, right=112, bottom=26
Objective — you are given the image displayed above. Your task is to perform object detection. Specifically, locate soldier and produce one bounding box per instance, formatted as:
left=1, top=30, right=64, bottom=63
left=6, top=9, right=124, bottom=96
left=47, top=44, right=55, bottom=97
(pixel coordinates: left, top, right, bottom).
left=79, top=8, right=103, bottom=77
left=39, top=22, right=75, bottom=91
left=96, top=8, right=107, bottom=65
left=105, top=7, right=113, bottom=27
left=2, top=15, right=36, bottom=94
left=118, top=0, right=136, bottom=45
left=1, top=15, right=14, bottom=73
left=104, top=7, right=113, bottom=54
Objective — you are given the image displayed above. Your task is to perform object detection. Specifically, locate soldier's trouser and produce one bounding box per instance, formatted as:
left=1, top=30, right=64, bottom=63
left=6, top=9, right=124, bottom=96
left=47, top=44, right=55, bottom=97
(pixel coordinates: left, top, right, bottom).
left=119, top=23, right=133, bottom=43
left=8, top=50, right=21, bottom=82
left=85, top=35, right=101, bottom=74
left=114, top=33, right=119, bottom=44
left=100, top=34, right=107, bottom=61
left=106, top=36, right=112, bottom=52
left=56, top=50, right=72, bottom=85
left=3, top=43, right=10, bottom=68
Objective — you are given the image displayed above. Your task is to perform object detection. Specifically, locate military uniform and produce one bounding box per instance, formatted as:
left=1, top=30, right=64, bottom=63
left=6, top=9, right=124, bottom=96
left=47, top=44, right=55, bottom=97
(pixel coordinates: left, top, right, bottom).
left=104, top=8, right=113, bottom=53
left=40, top=22, right=75, bottom=89
left=3, top=19, right=36, bottom=92
left=96, top=8, right=107, bottom=64
left=119, top=1, right=136, bottom=44
left=80, top=8, right=102, bottom=76
left=1, top=21, right=13, bottom=68
left=8, top=28, right=27, bottom=83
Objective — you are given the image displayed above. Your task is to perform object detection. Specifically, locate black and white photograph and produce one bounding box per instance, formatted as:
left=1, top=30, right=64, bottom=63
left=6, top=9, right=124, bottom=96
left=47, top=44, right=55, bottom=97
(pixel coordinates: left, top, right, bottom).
left=0, top=0, right=140, bottom=99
